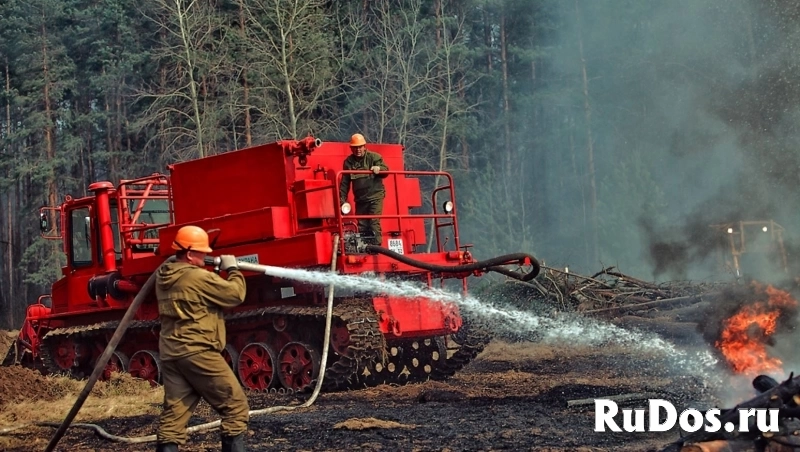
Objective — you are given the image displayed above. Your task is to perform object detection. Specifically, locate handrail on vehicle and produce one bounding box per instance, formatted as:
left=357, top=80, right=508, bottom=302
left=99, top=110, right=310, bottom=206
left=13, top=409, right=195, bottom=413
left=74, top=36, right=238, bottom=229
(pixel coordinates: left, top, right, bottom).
left=290, top=170, right=462, bottom=255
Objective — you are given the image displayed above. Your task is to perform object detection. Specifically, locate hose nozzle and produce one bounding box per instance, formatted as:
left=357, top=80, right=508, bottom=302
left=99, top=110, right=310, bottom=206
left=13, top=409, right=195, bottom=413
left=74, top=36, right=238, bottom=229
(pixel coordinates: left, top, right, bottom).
left=204, top=256, right=221, bottom=268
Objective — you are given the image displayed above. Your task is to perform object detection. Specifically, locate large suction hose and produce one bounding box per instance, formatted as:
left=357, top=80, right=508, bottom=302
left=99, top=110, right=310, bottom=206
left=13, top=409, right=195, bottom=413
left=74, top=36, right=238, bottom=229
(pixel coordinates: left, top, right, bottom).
left=364, top=245, right=541, bottom=281
left=39, top=236, right=341, bottom=445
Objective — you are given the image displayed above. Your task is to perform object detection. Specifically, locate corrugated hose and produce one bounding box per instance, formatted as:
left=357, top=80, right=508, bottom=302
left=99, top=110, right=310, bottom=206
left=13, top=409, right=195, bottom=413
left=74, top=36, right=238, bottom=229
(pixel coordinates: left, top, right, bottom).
left=363, top=245, right=541, bottom=281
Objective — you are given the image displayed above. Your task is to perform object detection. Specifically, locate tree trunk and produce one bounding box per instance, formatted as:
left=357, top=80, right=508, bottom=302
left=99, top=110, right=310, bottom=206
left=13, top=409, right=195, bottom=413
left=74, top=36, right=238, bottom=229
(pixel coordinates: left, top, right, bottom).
left=282, top=30, right=297, bottom=139
left=41, top=16, right=59, bottom=218
left=575, top=0, right=598, bottom=265
left=76, top=99, right=87, bottom=196
left=483, top=3, right=492, bottom=74
left=159, top=61, right=167, bottom=160
left=499, top=12, right=514, bottom=242
left=105, top=68, right=115, bottom=179
left=239, top=1, right=251, bottom=148
left=87, top=98, right=94, bottom=184
left=4, top=57, right=13, bottom=326
left=175, top=0, right=204, bottom=158
left=115, top=87, right=123, bottom=182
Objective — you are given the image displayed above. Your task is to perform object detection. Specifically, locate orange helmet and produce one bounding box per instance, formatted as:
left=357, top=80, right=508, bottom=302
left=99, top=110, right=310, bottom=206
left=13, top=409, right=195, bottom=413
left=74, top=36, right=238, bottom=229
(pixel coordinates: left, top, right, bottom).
left=172, top=225, right=212, bottom=253
left=350, top=133, right=366, bottom=147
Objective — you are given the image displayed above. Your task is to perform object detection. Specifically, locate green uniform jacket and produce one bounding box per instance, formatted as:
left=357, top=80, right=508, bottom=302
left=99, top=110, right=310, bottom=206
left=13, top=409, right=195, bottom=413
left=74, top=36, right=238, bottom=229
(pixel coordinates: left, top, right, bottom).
left=156, top=262, right=246, bottom=360
left=339, top=150, right=389, bottom=204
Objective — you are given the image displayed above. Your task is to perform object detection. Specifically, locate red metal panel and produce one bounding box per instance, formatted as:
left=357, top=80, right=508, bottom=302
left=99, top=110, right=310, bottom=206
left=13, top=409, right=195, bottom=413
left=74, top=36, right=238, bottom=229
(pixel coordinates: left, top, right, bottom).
left=169, top=143, right=290, bottom=224
left=49, top=267, right=97, bottom=315
left=371, top=296, right=461, bottom=338
left=119, top=253, right=169, bottom=279
left=341, top=252, right=469, bottom=276
left=223, top=232, right=332, bottom=268
left=157, top=207, right=292, bottom=254
left=294, top=179, right=335, bottom=219
left=51, top=278, right=69, bottom=314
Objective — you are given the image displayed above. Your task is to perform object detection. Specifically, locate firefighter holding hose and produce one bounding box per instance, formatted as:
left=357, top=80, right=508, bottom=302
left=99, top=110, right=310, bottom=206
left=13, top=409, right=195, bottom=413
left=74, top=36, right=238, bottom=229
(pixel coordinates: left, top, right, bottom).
left=155, top=225, right=249, bottom=452
left=339, top=133, right=389, bottom=245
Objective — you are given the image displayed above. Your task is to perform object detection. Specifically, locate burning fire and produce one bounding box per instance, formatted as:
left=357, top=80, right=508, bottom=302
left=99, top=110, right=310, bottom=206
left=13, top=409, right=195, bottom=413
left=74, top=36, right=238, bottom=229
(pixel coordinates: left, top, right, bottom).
left=715, top=283, right=797, bottom=376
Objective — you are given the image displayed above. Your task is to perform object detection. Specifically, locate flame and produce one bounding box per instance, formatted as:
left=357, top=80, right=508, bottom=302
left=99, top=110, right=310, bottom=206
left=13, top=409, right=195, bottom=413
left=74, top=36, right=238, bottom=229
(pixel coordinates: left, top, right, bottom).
left=715, top=283, right=797, bottom=376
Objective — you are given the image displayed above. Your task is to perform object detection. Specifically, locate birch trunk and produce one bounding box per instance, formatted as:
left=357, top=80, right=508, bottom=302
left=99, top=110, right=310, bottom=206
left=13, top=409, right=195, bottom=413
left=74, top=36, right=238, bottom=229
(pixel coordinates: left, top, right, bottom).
left=575, top=0, right=598, bottom=265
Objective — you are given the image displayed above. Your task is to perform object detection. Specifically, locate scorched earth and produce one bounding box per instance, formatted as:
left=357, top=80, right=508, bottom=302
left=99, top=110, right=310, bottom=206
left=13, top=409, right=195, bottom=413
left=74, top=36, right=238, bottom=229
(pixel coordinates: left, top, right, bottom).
left=0, top=334, right=718, bottom=452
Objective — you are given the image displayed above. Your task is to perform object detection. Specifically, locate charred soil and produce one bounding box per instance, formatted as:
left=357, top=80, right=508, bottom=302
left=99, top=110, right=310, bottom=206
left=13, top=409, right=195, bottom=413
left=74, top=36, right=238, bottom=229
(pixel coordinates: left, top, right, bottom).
left=0, top=339, right=718, bottom=452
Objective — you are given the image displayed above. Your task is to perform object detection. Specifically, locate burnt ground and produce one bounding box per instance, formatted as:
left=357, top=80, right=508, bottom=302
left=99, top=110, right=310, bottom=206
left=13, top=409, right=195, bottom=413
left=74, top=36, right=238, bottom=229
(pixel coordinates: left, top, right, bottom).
left=0, top=338, right=724, bottom=452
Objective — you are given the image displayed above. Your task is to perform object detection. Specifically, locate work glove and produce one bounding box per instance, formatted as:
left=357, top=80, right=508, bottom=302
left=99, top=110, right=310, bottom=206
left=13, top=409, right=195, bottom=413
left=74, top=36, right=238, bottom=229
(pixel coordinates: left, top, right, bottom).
left=219, top=254, right=238, bottom=272
left=370, top=166, right=381, bottom=175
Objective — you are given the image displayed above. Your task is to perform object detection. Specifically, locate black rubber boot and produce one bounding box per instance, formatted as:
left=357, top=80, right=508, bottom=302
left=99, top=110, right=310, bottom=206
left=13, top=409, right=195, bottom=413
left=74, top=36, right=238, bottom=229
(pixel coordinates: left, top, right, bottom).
left=155, top=443, right=179, bottom=452
left=221, top=433, right=246, bottom=452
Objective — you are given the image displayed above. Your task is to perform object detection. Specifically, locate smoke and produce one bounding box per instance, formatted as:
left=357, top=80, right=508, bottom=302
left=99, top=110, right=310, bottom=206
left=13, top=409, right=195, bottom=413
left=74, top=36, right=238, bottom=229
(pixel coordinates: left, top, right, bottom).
left=698, top=283, right=797, bottom=345
left=522, top=0, right=800, bottom=279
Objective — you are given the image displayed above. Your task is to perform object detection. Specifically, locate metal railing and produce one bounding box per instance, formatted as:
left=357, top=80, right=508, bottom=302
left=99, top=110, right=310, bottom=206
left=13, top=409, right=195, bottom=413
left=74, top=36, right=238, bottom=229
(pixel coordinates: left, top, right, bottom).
left=117, top=174, right=172, bottom=252
left=321, top=170, right=462, bottom=254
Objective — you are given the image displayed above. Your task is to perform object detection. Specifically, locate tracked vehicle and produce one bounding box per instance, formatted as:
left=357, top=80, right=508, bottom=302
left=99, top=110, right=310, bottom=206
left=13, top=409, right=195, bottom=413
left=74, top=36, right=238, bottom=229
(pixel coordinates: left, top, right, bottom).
left=3, top=136, right=538, bottom=392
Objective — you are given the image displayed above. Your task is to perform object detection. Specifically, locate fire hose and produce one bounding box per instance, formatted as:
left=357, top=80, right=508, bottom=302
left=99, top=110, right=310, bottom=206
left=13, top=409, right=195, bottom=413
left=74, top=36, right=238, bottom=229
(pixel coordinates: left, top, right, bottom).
left=363, top=245, right=541, bottom=281
left=42, top=235, right=341, bottom=448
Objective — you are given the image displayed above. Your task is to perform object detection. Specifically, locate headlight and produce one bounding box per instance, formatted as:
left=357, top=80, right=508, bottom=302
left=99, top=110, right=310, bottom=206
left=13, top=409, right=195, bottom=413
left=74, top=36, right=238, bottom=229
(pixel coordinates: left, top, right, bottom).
left=341, top=202, right=352, bottom=215
left=443, top=201, right=454, bottom=213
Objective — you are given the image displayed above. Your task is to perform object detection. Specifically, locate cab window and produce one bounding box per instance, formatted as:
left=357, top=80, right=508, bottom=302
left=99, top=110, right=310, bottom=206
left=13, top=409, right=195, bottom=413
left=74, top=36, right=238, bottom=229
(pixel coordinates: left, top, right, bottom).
left=130, top=198, right=169, bottom=253
left=70, top=207, right=92, bottom=267
left=106, top=202, right=123, bottom=262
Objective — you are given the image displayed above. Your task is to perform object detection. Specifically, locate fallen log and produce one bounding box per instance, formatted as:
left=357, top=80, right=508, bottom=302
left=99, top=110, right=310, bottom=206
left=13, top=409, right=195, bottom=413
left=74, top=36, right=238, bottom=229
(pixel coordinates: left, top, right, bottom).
left=585, top=294, right=708, bottom=316
left=754, top=375, right=780, bottom=394
left=610, top=316, right=701, bottom=343
left=566, top=391, right=662, bottom=407
left=638, top=301, right=711, bottom=323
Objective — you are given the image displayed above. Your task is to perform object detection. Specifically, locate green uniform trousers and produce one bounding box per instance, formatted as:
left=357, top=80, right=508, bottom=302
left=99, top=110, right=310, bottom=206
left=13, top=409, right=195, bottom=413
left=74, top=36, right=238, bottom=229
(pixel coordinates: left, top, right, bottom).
left=157, top=350, right=249, bottom=444
left=355, top=196, right=384, bottom=244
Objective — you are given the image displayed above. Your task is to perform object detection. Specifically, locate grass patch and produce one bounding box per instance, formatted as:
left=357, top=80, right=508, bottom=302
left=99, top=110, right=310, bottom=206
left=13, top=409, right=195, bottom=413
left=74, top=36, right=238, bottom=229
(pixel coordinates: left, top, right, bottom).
left=0, top=372, right=162, bottom=450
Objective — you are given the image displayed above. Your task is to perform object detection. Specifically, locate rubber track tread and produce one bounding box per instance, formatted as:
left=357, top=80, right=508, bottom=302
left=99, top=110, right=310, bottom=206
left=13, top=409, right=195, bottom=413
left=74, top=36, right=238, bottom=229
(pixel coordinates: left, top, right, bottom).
left=36, top=301, right=386, bottom=391
left=39, top=321, right=159, bottom=377
left=429, top=324, right=492, bottom=381
left=224, top=300, right=385, bottom=391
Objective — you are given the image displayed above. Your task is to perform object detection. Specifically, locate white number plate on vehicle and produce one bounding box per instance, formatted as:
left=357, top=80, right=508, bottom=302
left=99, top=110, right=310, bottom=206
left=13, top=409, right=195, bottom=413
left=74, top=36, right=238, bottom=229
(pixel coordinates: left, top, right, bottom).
left=388, top=238, right=404, bottom=255
left=236, top=254, right=260, bottom=264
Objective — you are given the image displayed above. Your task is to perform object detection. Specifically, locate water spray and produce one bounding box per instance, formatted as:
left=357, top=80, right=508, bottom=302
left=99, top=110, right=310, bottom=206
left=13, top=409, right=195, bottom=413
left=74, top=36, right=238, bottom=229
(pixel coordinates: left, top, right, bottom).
left=230, top=260, right=719, bottom=381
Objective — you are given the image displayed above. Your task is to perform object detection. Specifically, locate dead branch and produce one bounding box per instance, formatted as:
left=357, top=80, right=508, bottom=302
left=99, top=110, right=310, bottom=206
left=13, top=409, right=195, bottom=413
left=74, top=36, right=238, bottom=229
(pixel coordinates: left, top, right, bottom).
left=583, top=294, right=708, bottom=316
left=566, top=392, right=662, bottom=407
left=597, top=269, right=661, bottom=291
left=542, top=265, right=614, bottom=289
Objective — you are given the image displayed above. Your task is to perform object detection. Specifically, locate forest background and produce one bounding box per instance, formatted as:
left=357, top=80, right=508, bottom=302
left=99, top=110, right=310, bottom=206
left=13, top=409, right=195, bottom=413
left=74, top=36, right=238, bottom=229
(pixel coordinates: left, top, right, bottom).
left=1, top=0, right=798, bottom=327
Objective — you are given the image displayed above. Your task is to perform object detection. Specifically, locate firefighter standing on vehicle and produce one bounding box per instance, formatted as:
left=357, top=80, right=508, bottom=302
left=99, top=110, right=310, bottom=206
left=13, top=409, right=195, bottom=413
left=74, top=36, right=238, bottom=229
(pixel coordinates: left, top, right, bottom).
left=155, top=225, right=249, bottom=452
left=339, top=133, right=389, bottom=245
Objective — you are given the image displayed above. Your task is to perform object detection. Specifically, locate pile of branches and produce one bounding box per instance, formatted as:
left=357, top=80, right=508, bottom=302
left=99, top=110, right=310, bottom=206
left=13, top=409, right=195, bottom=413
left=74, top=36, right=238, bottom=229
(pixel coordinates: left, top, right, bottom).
left=509, top=265, right=728, bottom=315
left=497, top=265, right=732, bottom=344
